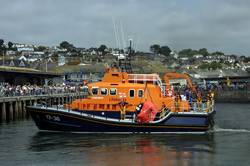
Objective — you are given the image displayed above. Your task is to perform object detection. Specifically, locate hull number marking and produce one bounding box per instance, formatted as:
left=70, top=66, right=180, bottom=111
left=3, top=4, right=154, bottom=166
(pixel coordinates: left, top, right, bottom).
left=46, top=115, right=61, bottom=122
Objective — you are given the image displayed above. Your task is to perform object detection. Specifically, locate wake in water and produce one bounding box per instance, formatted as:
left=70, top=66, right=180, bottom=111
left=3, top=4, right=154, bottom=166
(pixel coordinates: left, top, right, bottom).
left=211, top=125, right=250, bottom=133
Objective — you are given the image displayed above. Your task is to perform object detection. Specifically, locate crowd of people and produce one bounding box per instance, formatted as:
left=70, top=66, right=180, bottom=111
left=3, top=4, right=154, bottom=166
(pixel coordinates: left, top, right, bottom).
left=171, top=81, right=250, bottom=103
left=0, top=83, right=86, bottom=97
left=0, top=80, right=249, bottom=98
left=210, top=82, right=250, bottom=91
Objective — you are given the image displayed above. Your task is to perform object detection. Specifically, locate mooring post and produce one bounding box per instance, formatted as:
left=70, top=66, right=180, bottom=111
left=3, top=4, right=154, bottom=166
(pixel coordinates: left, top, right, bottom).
left=18, top=100, right=22, bottom=119
left=23, top=101, right=26, bottom=118
left=14, top=100, right=19, bottom=119
left=1, top=102, right=6, bottom=122
left=61, top=97, right=64, bottom=104
left=9, top=102, right=14, bottom=121
left=68, top=95, right=71, bottom=103
left=66, top=96, right=69, bottom=104
left=34, top=99, right=37, bottom=105
left=49, top=98, right=52, bottom=106
left=51, top=97, right=54, bottom=106
left=29, top=100, right=32, bottom=106
left=27, top=100, right=32, bottom=118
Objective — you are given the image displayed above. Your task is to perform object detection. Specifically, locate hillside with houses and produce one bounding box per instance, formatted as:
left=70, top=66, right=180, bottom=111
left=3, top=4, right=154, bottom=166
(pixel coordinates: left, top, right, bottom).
left=0, top=39, right=250, bottom=84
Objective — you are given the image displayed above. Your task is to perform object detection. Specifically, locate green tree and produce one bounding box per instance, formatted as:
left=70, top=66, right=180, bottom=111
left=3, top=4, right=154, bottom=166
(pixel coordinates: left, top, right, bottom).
left=8, top=41, right=13, bottom=50
left=98, top=44, right=107, bottom=55
left=190, top=49, right=199, bottom=56
left=199, top=62, right=222, bottom=70
left=0, top=39, right=4, bottom=53
left=246, top=67, right=250, bottom=73
left=160, top=45, right=171, bottom=56
left=0, top=39, right=4, bottom=46
left=243, top=57, right=250, bottom=63
left=198, top=48, right=208, bottom=56
left=60, top=41, right=74, bottom=51
left=211, top=51, right=224, bottom=56
left=0, top=39, right=5, bottom=56
left=150, top=44, right=160, bottom=54
left=198, top=62, right=210, bottom=69
left=179, top=48, right=192, bottom=57
left=240, top=55, right=246, bottom=60
left=37, top=46, right=47, bottom=51
left=210, top=61, right=222, bottom=70
left=179, top=48, right=203, bottom=57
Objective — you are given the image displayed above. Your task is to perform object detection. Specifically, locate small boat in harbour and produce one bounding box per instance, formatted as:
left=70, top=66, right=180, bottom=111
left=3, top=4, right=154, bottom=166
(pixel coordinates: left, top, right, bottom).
left=27, top=67, right=215, bottom=133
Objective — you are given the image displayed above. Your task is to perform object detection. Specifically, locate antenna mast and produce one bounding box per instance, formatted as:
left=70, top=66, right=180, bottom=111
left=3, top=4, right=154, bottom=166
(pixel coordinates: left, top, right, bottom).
left=118, top=39, right=133, bottom=73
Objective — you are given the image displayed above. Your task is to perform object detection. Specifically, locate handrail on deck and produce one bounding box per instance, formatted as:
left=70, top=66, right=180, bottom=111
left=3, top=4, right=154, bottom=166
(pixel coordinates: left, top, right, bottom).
left=171, top=100, right=214, bottom=113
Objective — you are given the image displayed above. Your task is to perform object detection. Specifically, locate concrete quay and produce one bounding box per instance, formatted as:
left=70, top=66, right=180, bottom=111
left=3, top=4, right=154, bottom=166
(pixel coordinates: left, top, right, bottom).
left=0, top=93, right=86, bottom=122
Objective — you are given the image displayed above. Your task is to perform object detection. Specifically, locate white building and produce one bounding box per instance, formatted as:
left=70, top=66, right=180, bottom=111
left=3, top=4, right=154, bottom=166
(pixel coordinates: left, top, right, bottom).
left=58, top=54, right=66, bottom=66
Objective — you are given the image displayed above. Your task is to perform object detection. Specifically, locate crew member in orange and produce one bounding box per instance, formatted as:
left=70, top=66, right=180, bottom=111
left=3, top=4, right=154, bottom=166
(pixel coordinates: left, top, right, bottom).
left=119, top=99, right=128, bottom=120
left=196, top=91, right=202, bottom=111
left=206, top=93, right=211, bottom=112
left=175, top=93, right=181, bottom=112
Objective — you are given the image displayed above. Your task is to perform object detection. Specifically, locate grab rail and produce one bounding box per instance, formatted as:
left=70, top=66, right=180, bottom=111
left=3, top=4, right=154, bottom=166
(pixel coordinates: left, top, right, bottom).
left=170, top=100, right=214, bottom=113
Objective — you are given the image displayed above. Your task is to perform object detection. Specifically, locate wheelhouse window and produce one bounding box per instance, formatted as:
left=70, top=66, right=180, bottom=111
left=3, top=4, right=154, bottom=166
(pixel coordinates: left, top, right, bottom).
left=138, top=89, right=144, bottom=98
left=110, top=88, right=117, bottom=96
left=92, top=87, right=98, bottom=95
left=129, top=89, right=135, bottom=98
left=100, top=88, right=108, bottom=96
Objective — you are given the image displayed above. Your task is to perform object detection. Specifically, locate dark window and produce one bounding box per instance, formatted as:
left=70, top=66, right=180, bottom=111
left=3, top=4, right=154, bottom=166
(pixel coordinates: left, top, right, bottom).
left=138, top=89, right=144, bottom=98
left=92, top=88, right=98, bottom=95
left=100, top=88, right=108, bottom=96
left=110, top=88, right=117, bottom=96
left=129, top=89, right=135, bottom=97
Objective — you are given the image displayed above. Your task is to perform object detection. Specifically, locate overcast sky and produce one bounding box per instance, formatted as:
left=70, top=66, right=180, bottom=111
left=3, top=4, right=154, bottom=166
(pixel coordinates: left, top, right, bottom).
left=1, top=0, right=250, bottom=55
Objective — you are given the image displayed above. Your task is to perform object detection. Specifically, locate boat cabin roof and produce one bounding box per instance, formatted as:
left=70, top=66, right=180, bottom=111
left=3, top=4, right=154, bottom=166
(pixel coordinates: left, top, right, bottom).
left=101, top=70, right=162, bottom=85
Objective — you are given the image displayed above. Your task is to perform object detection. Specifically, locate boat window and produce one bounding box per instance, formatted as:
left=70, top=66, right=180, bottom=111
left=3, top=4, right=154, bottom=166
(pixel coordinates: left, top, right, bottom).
left=138, top=89, right=144, bottom=98
left=92, top=88, right=98, bottom=95
left=110, top=88, right=117, bottom=96
left=129, top=89, right=135, bottom=98
left=100, top=88, right=108, bottom=96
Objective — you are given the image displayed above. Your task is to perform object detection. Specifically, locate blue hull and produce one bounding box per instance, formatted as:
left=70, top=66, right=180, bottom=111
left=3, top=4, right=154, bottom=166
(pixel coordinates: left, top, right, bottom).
left=27, top=107, right=215, bottom=133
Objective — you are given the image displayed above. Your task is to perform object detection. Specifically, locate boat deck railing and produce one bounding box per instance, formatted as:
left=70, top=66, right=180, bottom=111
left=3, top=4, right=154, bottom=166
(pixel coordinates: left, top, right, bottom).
left=128, top=73, right=166, bottom=95
left=174, top=100, right=214, bottom=113
left=38, top=95, right=214, bottom=115
left=191, top=101, right=214, bottom=113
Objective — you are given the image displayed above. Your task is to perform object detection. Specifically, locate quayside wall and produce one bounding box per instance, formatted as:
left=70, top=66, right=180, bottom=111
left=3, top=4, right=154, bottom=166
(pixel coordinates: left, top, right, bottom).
left=215, top=90, right=250, bottom=103
left=0, top=93, right=86, bottom=122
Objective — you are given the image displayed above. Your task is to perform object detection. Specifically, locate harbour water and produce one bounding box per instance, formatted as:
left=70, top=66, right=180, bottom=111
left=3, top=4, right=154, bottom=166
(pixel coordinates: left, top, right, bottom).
left=0, top=103, right=250, bottom=166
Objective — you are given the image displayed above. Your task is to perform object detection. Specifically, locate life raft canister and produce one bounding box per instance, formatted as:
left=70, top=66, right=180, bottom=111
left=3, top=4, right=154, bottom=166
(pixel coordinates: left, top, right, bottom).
left=137, top=101, right=157, bottom=123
